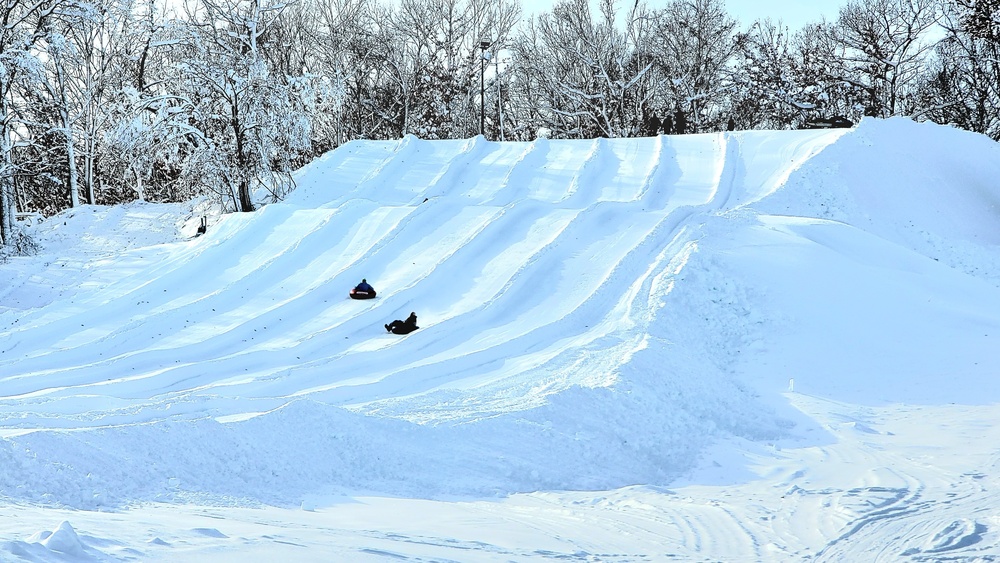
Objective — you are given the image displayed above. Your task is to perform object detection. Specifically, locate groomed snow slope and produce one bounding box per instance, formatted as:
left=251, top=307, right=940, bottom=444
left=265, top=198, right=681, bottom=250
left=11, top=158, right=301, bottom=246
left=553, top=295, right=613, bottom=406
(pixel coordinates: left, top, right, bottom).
left=2, top=117, right=1000, bottom=561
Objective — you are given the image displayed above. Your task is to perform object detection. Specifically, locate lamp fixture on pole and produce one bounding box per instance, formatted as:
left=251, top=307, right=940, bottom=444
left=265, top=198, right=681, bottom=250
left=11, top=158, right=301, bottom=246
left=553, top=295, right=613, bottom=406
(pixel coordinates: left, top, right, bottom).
left=480, top=39, right=492, bottom=137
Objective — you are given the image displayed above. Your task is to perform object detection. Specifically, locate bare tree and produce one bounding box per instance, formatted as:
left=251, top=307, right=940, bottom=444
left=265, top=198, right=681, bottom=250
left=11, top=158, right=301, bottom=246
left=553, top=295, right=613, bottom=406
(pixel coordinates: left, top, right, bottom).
left=731, top=17, right=869, bottom=128
left=470, top=0, right=520, bottom=140
left=729, top=19, right=801, bottom=129
left=391, top=0, right=519, bottom=139
left=95, top=0, right=195, bottom=203
left=514, top=0, right=653, bottom=138
left=0, top=0, right=79, bottom=247
left=917, top=0, right=1000, bottom=138
left=168, top=0, right=312, bottom=212
left=832, top=0, right=940, bottom=117
left=306, top=0, right=380, bottom=143
left=788, top=21, right=867, bottom=120
left=31, top=0, right=95, bottom=209
left=507, top=15, right=552, bottom=138
left=649, top=0, right=739, bottom=133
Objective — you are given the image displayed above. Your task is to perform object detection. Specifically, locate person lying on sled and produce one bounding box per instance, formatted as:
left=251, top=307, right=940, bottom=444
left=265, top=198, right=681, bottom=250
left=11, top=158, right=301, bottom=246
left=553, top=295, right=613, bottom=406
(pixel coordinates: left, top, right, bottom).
left=385, top=312, right=418, bottom=334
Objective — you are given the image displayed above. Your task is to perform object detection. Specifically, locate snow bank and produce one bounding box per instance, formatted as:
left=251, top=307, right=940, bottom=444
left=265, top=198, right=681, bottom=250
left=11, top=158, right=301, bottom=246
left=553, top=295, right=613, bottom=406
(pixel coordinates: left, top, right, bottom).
left=755, top=117, right=1000, bottom=284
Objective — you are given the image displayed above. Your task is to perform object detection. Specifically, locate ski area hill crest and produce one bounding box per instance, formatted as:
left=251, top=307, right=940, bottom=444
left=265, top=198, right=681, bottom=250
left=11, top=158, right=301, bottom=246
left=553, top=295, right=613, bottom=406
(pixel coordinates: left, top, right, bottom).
left=1, top=117, right=1000, bottom=511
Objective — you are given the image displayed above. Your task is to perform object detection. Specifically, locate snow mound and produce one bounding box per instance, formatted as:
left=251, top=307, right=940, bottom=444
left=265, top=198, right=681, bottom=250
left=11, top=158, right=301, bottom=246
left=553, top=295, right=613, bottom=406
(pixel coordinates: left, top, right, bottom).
left=3, top=521, right=108, bottom=562
left=2, top=118, right=1000, bottom=511
left=755, top=117, right=1000, bottom=284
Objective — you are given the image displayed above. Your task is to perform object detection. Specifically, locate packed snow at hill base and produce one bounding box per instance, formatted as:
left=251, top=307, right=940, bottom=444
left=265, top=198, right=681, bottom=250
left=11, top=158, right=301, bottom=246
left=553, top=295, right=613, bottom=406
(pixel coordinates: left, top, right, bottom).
left=1, top=117, right=999, bottom=561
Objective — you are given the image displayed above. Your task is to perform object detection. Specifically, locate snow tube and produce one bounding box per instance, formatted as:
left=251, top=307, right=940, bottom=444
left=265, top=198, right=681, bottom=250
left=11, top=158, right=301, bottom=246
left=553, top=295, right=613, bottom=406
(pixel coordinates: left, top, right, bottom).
left=387, top=324, right=418, bottom=335
left=350, top=288, right=376, bottom=299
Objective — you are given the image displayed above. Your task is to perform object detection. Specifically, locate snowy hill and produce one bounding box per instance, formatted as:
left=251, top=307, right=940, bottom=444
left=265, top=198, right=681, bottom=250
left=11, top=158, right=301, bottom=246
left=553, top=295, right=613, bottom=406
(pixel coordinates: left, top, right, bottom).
left=2, top=117, right=1000, bottom=561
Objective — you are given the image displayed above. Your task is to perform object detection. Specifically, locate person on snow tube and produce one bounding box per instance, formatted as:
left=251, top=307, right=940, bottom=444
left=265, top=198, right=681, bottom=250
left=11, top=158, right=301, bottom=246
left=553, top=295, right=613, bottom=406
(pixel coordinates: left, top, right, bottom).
left=351, top=279, right=376, bottom=298
left=385, top=312, right=418, bottom=334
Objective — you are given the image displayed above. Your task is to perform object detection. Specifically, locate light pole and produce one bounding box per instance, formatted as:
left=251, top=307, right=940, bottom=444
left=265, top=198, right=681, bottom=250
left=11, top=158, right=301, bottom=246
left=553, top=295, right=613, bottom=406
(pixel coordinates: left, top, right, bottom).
left=480, top=39, right=491, bottom=137
left=496, top=51, right=504, bottom=141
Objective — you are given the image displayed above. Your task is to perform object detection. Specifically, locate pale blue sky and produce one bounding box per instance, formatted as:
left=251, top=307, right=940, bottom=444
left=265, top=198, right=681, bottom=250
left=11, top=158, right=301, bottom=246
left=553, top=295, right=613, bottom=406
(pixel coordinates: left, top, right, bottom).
left=725, top=0, right=843, bottom=28
left=520, top=0, right=845, bottom=31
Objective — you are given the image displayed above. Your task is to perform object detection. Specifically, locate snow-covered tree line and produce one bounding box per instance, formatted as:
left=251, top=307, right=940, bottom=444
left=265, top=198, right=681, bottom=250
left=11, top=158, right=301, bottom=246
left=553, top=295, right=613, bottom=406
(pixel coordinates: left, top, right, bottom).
left=1, top=0, right=998, bottom=247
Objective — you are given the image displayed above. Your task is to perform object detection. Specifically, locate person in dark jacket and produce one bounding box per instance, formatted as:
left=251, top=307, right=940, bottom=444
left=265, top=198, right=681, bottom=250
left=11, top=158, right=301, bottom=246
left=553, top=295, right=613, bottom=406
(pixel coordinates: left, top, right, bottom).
left=385, top=312, right=418, bottom=334
left=355, top=279, right=375, bottom=293
left=673, top=108, right=687, bottom=134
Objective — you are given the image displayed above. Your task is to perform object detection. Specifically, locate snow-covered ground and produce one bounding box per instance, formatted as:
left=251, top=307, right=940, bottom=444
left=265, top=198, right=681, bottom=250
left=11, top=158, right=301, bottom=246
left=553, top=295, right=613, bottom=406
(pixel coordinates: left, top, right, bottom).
left=1, top=117, right=999, bottom=561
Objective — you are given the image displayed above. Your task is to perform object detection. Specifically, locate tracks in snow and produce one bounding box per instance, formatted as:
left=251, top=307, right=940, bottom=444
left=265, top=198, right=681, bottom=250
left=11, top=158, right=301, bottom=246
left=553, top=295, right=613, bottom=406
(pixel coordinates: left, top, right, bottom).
left=1, top=133, right=803, bottom=427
